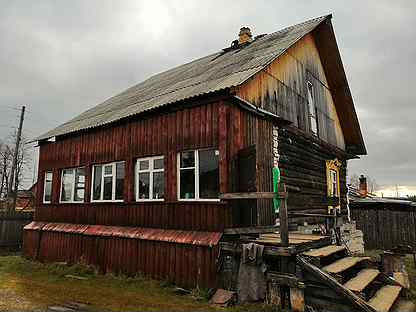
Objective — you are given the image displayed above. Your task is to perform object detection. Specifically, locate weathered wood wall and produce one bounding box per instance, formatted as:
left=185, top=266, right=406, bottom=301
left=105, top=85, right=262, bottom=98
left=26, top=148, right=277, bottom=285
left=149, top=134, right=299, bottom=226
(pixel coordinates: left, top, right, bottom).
left=236, top=33, right=345, bottom=150
left=279, top=126, right=348, bottom=220
left=351, top=202, right=416, bottom=250
left=0, top=211, right=33, bottom=247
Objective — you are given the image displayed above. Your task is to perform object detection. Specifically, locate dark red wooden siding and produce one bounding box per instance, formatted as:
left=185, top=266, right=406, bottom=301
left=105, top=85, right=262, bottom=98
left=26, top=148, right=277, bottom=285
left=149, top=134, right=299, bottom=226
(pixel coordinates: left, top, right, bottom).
left=24, top=228, right=219, bottom=288
left=35, top=100, right=272, bottom=230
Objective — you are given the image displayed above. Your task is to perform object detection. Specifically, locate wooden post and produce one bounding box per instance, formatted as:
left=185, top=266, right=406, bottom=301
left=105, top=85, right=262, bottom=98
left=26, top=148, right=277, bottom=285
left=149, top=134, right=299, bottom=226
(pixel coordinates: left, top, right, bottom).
left=279, top=183, right=289, bottom=247
left=290, top=287, right=305, bottom=312
left=267, top=281, right=282, bottom=307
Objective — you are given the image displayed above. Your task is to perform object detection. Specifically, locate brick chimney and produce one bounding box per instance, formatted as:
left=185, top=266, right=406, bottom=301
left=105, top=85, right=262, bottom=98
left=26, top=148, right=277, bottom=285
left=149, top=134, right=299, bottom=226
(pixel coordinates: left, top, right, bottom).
left=359, top=174, right=368, bottom=197
left=238, top=27, right=253, bottom=45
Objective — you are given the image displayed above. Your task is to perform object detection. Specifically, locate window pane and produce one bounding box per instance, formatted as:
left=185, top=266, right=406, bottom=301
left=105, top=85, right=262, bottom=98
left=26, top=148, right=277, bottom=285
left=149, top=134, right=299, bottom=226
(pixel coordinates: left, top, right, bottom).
left=138, top=172, right=150, bottom=199
left=139, top=160, right=149, bottom=170
left=60, top=169, right=74, bottom=202
left=153, top=171, right=164, bottom=199
left=180, top=151, right=195, bottom=168
left=199, top=149, right=219, bottom=199
left=104, top=165, right=113, bottom=175
left=93, top=165, right=102, bottom=200
left=180, top=168, right=195, bottom=199
left=44, top=172, right=52, bottom=202
left=153, top=158, right=164, bottom=170
left=103, top=176, right=113, bottom=200
left=310, top=116, right=318, bottom=134
left=115, top=162, right=124, bottom=200
left=74, top=168, right=85, bottom=202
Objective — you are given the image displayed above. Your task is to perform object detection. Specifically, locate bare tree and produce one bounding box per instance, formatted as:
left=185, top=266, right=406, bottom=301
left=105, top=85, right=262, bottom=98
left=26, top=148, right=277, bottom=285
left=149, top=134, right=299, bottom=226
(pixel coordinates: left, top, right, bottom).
left=0, top=142, right=12, bottom=198
left=0, top=133, right=32, bottom=203
left=348, top=173, right=379, bottom=193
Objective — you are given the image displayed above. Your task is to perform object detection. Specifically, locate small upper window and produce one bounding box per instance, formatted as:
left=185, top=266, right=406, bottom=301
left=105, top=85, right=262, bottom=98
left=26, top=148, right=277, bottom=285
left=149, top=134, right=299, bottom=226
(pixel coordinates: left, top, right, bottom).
left=91, top=161, right=125, bottom=202
left=43, top=171, right=53, bottom=204
left=307, top=81, right=318, bottom=135
left=178, top=149, right=219, bottom=200
left=329, top=169, right=339, bottom=197
left=136, top=156, right=164, bottom=201
left=60, top=167, right=85, bottom=203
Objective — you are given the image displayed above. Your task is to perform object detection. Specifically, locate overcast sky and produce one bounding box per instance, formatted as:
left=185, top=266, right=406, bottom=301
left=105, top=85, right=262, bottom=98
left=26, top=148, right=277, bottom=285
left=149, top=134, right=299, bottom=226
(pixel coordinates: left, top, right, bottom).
left=0, top=1, right=415, bottom=195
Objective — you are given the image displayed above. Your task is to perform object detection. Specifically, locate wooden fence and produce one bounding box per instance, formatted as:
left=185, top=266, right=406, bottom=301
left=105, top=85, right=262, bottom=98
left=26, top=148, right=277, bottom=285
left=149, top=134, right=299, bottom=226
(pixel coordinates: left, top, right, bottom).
left=0, top=210, right=33, bottom=248
left=350, top=201, right=416, bottom=250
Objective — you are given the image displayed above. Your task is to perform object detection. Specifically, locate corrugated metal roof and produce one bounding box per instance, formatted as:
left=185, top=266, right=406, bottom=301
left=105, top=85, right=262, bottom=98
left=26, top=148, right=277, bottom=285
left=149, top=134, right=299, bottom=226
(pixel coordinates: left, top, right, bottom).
left=24, top=222, right=223, bottom=247
left=36, top=15, right=330, bottom=141
left=24, top=221, right=46, bottom=231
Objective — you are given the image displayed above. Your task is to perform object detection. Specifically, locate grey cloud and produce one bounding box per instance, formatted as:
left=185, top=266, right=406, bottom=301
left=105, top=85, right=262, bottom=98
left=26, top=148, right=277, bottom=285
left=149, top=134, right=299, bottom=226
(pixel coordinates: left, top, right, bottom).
left=0, top=0, right=415, bottom=192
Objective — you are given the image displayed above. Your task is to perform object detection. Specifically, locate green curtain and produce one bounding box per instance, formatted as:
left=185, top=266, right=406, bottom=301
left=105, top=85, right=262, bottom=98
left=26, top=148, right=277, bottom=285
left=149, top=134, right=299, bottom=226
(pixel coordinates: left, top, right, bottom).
left=273, top=167, right=280, bottom=213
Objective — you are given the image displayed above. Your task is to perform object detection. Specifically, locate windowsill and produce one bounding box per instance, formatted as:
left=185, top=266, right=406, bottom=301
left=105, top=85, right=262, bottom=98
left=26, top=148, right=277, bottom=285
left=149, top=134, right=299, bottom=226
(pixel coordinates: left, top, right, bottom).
left=177, top=198, right=221, bottom=202
left=59, top=201, right=85, bottom=204
left=136, top=199, right=165, bottom=202
left=90, top=200, right=124, bottom=203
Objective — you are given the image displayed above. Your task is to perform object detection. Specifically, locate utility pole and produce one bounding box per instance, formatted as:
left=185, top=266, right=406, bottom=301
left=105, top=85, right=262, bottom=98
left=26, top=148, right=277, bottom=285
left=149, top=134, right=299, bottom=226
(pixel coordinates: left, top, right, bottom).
left=7, top=105, right=25, bottom=211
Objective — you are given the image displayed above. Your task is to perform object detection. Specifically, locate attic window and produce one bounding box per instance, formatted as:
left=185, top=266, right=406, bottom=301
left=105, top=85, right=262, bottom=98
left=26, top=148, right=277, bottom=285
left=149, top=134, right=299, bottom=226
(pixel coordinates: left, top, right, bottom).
left=307, top=81, right=318, bottom=136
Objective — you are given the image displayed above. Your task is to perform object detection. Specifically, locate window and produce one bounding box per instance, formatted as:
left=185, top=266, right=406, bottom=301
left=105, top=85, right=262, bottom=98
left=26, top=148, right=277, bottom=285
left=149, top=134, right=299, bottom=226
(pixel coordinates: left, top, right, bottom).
left=136, top=156, right=164, bottom=201
left=60, top=167, right=85, bottom=203
left=91, top=161, right=125, bottom=202
left=326, top=159, right=341, bottom=213
left=329, top=169, right=339, bottom=197
left=178, top=149, right=219, bottom=200
left=43, top=171, right=53, bottom=204
left=307, top=81, right=318, bottom=135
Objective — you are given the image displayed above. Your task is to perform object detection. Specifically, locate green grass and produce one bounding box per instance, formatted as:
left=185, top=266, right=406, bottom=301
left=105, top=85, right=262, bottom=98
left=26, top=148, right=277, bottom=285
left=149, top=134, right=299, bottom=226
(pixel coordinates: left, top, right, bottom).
left=0, top=255, right=274, bottom=312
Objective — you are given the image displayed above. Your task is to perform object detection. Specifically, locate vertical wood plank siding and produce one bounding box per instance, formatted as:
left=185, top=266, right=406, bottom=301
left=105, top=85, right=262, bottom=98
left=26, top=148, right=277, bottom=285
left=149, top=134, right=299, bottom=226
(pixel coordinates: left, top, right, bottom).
left=35, top=101, right=241, bottom=231
left=351, top=203, right=416, bottom=250
left=23, top=229, right=219, bottom=288
left=34, top=100, right=274, bottom=229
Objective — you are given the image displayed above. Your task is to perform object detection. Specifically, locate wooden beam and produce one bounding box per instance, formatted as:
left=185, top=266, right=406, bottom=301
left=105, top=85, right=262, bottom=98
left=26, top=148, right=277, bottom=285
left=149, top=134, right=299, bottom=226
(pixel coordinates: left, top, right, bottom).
left=279, top=183, right=289, bottom=247
left=223, top=225, right=279, bottom=235
left=296, top=255, right=377, bottom=312
left=267, top=272, right=304, bottom=288
left=288, top=212, right=337, bottom=219
left=219, top=241, right=295, bottom=257
left=219, top=192, right=286, bottom=200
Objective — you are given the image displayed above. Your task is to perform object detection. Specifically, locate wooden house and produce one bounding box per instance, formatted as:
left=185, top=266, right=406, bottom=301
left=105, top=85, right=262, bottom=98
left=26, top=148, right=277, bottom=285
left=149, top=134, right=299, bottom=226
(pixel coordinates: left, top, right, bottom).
left=26, top=15, right=415, bottom=311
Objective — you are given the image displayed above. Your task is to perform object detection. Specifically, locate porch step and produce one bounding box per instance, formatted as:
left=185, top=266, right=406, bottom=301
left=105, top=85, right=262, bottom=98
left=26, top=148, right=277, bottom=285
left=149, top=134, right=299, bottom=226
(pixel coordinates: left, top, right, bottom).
left=303, top=245, right=346, bottom=258
left=391, top=300, right=416, bottom=312
left=322, top=256, right=371, bottom=274
left=343, top=268, right=380, bottom=292
left=368, top=285, right=402, bottom=312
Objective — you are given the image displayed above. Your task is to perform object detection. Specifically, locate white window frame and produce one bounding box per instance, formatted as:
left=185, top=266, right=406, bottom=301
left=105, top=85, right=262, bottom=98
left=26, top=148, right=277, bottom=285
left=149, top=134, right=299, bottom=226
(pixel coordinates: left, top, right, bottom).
left=177, top=149, right=220, bottom=202
left=43, top=171, right=53, bottom=204
left=59, top=167, right=85, bottom=203
left=136, top=156, right=165, bottom=202
left=307, top=81, right=318, bottom=136
left=91, top=161, right=125, bottom=203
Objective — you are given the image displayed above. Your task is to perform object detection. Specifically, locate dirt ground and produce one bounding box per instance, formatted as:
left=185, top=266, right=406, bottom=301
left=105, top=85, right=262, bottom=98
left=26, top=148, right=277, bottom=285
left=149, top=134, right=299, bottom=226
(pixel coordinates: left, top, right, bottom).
left=0, top=254, right=271, bottom=312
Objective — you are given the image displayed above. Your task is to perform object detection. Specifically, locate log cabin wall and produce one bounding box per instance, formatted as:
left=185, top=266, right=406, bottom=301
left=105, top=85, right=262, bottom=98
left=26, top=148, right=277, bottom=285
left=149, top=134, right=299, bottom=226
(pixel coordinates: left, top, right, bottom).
left=35, top=100, right=273, bottom=230
left=279, top=127, right=347, bottom=222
